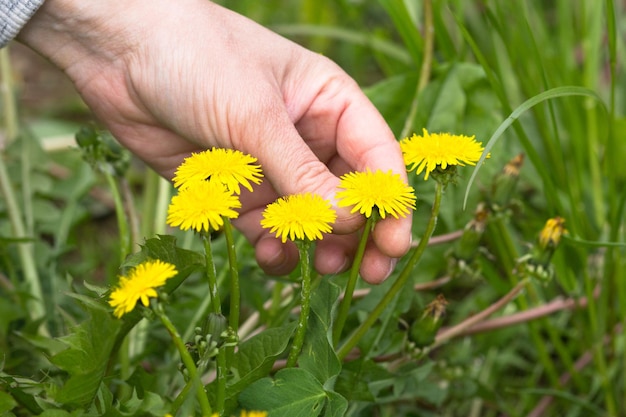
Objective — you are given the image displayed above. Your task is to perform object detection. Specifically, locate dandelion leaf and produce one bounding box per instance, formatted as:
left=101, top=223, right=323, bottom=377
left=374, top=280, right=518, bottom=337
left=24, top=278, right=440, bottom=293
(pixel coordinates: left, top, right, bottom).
left=49, top=307, right=120, bottom=408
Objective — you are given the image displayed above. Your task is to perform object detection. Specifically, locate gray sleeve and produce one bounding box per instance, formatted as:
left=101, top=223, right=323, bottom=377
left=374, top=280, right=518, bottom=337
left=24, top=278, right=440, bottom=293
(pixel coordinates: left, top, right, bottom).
left=1, top=0, right=46, bottom=47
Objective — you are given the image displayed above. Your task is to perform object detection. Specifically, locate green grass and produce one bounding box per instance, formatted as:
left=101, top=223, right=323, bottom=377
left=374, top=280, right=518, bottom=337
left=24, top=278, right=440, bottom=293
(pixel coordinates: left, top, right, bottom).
left=1, top=1, right=625, bottom=416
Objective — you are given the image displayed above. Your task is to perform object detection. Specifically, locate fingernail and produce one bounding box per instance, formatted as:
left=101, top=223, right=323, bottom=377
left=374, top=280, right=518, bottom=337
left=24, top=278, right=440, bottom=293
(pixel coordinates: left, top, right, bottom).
left=265, top=248, right=286, bottom=269
left=386, top=258, right=398, bottom=279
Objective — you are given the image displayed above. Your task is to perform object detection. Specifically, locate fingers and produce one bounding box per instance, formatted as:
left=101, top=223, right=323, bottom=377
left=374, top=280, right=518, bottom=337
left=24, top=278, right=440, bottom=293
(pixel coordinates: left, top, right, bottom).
left=291, top=61, right=413, bottom=263
left=359, top=240, right=399, bottom=284
left=231, top=91, right=364, bottom=234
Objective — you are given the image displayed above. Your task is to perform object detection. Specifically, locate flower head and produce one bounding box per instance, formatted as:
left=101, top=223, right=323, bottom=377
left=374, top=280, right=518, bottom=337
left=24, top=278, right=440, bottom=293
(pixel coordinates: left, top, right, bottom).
left=109, top=260, right=178, bottom=318
left=336, top=169, right=416, bottom=219
left=211, top=412, right=267, bottom=417
left=172, top=148, right=263, bottom=194
left=539, top=217, right=566, bottom=249
left=167, top=179, right=241, bottom=233
left=400, top=129, right=486, bottom=180
left=240, top=412, right=268, bottom=417
left=261, top=193, right=336, bottom=243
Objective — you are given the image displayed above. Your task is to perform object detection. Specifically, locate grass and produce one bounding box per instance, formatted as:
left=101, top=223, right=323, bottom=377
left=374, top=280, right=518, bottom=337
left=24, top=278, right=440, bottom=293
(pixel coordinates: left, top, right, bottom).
left=1, top=1, right=625, bottom=416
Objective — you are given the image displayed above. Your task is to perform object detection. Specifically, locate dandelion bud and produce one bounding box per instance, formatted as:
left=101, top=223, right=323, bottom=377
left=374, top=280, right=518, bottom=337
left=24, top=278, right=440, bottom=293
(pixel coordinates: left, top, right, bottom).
left=409, top=294, right=448, bottom=349
left=538, top=217, right=566, bottom=249
left=489, top=153, right=524, bottom=210
left=204, top=313, right=229, bottom=347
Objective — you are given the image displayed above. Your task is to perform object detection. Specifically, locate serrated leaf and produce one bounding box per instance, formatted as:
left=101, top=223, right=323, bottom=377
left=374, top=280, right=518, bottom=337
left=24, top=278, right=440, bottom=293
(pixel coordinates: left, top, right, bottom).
left=238, top=368, right=326, bottom=417
left=228, top=322, right=296, bottom=396
left=49, top=307, right=121, bottom=407
left=118, top=390, right=166, bottom=417
left=323, top=391, right=348, bottom=417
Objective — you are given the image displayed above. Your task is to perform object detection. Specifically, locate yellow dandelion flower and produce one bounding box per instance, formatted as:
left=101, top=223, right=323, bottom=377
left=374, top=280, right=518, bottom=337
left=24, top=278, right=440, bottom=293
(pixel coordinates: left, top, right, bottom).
left=167, top=179, right=241, bottom=233
left=108, top=260, right=178, bottom=318
left=172, top=148, right=263, bottom=194
left=261, top=193, right=336, bottom=243
left=336, top=169, right=416, bottom=219
left=400, top=128, right=485, bottom=180
left=240, top=411, right=268, bottom=417
left=539, top=217, right=566, bottom=249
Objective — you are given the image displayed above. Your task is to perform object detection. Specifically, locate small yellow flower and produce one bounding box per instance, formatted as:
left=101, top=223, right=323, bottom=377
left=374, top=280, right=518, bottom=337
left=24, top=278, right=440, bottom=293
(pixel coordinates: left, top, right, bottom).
left=210, top=412, right=268, bottom=417
left=172, top=148, right=263, bottom=194
left=336, top=169, right=416, bottom=219
left=240, top=411, right=268, bottom=417
left=261, top=193, right=336, bottom=243
left=539, top=217, right=566, bottom=248
left=109, top=260, right=178, bottom=318
left=400, top=128, right=486, bottom=180
left=167, top=179, right=241, bottom=233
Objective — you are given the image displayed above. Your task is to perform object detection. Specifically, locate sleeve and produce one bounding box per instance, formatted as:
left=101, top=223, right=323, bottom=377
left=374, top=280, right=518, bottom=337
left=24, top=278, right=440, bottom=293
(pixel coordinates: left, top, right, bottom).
left=0, top=0, right=46, bottom=48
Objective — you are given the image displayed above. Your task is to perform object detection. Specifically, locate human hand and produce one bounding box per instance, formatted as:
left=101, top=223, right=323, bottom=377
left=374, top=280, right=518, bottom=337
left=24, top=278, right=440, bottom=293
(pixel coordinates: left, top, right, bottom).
left=18, top=0, right=412, bottom=283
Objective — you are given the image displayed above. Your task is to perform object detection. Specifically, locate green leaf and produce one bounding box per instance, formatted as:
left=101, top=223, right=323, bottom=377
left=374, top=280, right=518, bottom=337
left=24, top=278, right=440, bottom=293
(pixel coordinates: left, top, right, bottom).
left=118, top=390, right=166, bottom=417
left=334, top=359, right=384, bottom=403
left=272, top=24, right=411, bottom=65
left=378, top=0, right=423, bottom=65
left=49, top=307, right=121, bottom=407
left=0, top=391, right=17, bottom=414
left=38, top=410, right=73, bottom=417
left=364, top=73, right=418, bottom=136
left=228, top=323, right=296, bottom=396
left=238, top=368, right=327, bottom=417
left=323, top=391, right=348, bottom=417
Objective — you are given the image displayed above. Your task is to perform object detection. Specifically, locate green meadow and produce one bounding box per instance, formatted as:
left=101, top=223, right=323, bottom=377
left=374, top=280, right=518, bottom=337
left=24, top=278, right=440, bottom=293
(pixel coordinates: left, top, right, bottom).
left=1, top=1, right=625, bottom=416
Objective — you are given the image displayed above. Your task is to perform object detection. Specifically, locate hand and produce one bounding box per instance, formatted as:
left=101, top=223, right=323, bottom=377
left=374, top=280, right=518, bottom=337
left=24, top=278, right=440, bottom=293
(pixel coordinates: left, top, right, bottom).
left=18, top=0, right=412, bottom=283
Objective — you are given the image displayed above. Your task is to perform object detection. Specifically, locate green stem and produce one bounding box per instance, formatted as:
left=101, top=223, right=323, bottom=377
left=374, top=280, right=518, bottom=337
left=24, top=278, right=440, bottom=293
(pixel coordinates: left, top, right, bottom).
left=222, top=219, right=240, bottom=333
left=104, top=171, right=131, bottom=263
left=140, top=169, right=159, bottom=238
left=489, top=217, right=561, bottom=387
left=0, top=48, right=18, bottom=143
left=0, top=49, right=45, bottom=328
left=400, top=0, right=434, bottom=139
left=202, top=233, right=221, bottom=314
left=156, top=307, right=212, bottom=417
left=0, top=154, right=45, bottom=322
left=332, top=216, right=374, bottom=346
left=215, top=348, right=227, bottom=416
left=154, top=175, right=172, bottom=236
left=201, top=232, right=226, bottom=415
left=582, top=262, right=617, bottom=416
left=337, top=181, right=443, bottom=360
left=286, top=240, right=313, bottom=367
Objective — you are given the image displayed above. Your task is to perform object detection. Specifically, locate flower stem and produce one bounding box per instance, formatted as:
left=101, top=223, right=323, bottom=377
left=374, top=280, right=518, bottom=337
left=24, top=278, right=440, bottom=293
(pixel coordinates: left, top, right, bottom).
left=156, top=307, right=212, bottom=417
left=332, top=216, right=374, bottom=346
left=286, top=240, right=313, bottom=367
left=215, top=347, right=227, bottom=416
left=222, top=219, right=240, bottom=333
left=202, top=233, right=221, bottom=314
left=201, top=232, right=226, bottom=415
left=104, top=171, right=132, bottom=263
left=337, top=181, right=443, bottom=360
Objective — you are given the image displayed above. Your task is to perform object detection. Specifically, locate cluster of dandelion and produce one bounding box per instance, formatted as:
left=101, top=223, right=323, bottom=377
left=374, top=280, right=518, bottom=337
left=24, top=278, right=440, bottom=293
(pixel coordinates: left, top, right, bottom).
left=106, top=130, right=492, bottom=415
